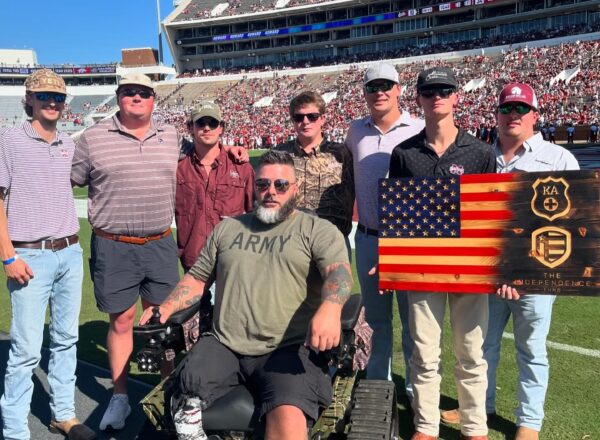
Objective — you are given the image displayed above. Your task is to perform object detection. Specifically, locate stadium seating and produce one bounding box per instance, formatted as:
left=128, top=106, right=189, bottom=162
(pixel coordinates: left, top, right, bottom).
left=153, top=38, right=600, bottom=145
left=0, top=96, right=25, bottom=128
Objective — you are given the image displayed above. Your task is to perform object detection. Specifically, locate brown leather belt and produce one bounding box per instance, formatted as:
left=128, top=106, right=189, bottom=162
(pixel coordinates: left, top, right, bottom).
left=93, top=228, right=171, bottom=245
left=12, top=234, right=79, bottom=252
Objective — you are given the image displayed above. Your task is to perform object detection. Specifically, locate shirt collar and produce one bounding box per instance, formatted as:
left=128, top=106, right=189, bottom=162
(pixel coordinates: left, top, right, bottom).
left=110, top=112, right=162, bottom=135
left=294, top=136, right=325, bottom=156
left=21, top=120, right=62, bottom=145
left=364, top=110, right=414, bottom=131
left=494, top=132, right=540, bottom=156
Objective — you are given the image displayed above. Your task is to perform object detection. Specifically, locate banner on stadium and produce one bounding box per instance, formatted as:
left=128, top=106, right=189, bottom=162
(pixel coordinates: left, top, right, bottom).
left=0, top=66, right=116, bottom=76
left=377, top=170, right=600, bottom=296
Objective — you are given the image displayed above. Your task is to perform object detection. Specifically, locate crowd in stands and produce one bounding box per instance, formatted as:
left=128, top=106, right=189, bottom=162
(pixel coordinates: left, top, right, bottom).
left=153, top=39, right=600, bottom=147
left=176, top=22, right=600, bottom=77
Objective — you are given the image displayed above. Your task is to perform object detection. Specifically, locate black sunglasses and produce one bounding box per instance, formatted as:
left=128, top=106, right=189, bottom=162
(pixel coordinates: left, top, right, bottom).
left=419, top=87, right=456, bottom=98
left=34, top=92, right=66, bottom=103
left=255, top=178, right=295, bottom=193
left=364, top=81, right=396, bottom=94
left=119, top=89, right=154, bottom=99
left=194, top=117, right=220, bottom=129
left=498, top=103, right=533, bottom=115
left=292, top=113, right=321, bottom=123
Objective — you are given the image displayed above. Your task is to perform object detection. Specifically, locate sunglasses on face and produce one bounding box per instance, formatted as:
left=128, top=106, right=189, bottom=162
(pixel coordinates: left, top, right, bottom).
left=498, top=103, right=533, bottom=115
left=292, top=112, right=321, bottom=123
left=33, top=92, right=66, bottom=103
left=194, top=118, right=220, bottom=129
left=254, top=178, right=295, bottom=193
left=119, top=89, right=154, bottom=99
left=364, top=81, right=396, bottom=94
left=419, top=87, right=456, bottom=99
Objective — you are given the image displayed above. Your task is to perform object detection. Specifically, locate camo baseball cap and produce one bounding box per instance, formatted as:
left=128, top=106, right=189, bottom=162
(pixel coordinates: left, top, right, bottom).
left=25, top=69, right=67, bottom=94
left=191, top=101, right=222, bottom=122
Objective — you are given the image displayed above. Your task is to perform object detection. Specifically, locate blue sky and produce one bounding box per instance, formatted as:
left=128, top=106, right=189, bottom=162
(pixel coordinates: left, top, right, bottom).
left=0, top=0, right=176, bottom=66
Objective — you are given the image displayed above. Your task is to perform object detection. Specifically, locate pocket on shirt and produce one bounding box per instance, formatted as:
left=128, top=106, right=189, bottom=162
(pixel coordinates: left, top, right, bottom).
left=215, top=181, right=247, bottom=216
left=175, top=179, right=197, bottom=216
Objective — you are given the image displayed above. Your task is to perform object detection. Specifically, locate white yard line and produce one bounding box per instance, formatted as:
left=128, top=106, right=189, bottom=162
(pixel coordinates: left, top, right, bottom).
left=503, top=332, right=600, bottom=358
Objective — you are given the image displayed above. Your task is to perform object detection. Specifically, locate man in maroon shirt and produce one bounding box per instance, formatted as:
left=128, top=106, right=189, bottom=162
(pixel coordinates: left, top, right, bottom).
left=175, top=101, right=254, bottom=272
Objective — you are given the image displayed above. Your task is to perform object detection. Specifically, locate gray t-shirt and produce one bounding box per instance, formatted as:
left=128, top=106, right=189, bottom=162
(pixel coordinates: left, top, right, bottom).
left=189, top=209, right=349, bottom=355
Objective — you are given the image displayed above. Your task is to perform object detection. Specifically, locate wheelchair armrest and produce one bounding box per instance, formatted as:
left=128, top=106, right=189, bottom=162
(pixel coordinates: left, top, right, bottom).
left=340, top=294, right=362, bottom=331
left=168, top=304, right=200, bottom=326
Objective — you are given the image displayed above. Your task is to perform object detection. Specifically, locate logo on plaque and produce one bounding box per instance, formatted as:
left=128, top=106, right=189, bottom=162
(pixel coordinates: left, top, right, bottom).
left=531, top=176, right=571, bottom=221
left=531, top=226, right=572, bottom=268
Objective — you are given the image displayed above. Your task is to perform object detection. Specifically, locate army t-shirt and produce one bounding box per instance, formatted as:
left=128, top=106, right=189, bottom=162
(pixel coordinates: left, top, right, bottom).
left=188, top=209, right=349, bottom=356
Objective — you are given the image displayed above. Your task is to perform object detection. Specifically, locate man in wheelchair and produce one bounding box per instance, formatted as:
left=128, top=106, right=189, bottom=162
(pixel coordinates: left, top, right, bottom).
left=139, top=150, right=353, bottom=440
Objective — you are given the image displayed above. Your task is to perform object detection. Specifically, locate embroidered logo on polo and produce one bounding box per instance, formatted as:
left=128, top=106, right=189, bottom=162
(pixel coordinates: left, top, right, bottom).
left=449, top=163, right=464, bottom=175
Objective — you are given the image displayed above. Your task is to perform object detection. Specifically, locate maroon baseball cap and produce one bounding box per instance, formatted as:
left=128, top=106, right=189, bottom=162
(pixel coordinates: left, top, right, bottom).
left=498, top=83, right=539, bottom=110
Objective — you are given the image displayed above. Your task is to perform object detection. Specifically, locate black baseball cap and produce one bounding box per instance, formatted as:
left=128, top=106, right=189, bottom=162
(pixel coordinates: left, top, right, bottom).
left=417, top=67, right=458, bottom=91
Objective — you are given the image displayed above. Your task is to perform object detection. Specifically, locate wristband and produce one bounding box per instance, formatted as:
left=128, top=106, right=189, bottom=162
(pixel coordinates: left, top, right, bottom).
left=2, top=255, right=19, bottom=266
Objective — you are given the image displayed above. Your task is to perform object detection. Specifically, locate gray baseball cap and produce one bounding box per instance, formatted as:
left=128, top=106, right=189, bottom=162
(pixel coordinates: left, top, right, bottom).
left=364, top=63, right=399, bottom=85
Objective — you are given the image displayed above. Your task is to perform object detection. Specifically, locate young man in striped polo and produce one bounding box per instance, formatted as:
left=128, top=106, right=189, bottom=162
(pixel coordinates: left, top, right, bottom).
left=0, top=69, right=96, bottom=440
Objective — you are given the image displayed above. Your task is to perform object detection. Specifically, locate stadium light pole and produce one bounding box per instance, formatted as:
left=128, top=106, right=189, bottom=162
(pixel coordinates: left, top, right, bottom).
left=156, top=0, right=164, bottom=65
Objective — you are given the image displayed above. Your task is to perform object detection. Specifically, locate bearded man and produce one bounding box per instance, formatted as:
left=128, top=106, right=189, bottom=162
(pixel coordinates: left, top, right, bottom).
left=140, top=150, right=353, bottom=440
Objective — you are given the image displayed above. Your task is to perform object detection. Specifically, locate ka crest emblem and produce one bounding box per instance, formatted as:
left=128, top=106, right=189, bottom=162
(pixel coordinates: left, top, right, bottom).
left=530, top=176, right=571, bottom=221
left=531, top=226, right=572, bottom=268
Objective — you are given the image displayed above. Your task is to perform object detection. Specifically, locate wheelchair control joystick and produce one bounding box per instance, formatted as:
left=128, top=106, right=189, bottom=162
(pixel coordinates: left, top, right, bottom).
left=150, top=306, right=161, bottom=325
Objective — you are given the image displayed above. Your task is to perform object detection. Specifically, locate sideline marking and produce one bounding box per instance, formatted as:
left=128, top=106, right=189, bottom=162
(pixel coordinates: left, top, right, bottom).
left=503, top=332, right=600, bottom=358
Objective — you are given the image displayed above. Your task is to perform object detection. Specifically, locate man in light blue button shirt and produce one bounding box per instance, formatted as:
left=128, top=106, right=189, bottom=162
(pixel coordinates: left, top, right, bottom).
left=487, top=83, right=578, bottom=440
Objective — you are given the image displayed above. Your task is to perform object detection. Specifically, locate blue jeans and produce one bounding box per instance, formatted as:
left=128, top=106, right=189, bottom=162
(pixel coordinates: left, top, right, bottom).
left=484, top=294, right=555, bottom=431
left=355, top=232, right=413, bottom=397
left=1, top=243, right=83, bottom=440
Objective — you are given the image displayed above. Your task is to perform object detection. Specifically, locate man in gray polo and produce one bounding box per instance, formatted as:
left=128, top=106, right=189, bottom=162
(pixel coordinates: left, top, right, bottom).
left=0, top=70, right=96, bottom=440
left=344, top=62, right=424, bottom=396
left=71, top=73, right=180, bottom=431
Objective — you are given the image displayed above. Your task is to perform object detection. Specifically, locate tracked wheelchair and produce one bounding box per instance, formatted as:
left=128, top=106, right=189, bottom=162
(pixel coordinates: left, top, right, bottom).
left=133, top=293, right=400, bottom=440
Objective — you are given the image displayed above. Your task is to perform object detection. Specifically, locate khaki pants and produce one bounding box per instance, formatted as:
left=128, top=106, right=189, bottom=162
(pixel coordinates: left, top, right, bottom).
left=408, top=292, right=489, bottom=437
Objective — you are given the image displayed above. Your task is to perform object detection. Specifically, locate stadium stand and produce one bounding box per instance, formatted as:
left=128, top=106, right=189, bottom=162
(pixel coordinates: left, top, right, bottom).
left=0, top=96, right=25, bottom=128
left=153, top=37, right=600, bottom=146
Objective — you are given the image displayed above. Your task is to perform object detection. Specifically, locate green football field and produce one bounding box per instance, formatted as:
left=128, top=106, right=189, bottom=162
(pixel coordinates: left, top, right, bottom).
left=1, top=181, right=599, bottom=439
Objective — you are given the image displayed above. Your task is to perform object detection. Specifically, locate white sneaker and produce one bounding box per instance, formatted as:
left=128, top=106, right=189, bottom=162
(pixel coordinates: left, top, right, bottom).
left=99, top=394, right=131, bottom=431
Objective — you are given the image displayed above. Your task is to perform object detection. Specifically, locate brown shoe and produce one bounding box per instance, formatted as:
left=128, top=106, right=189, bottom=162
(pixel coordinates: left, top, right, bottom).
left=441, top=408, right=460, bottom=424
left=460, top=435, right=489, bottom=440
left=411, top=432, right=438, bottom=440
left=515, top=426, right=539, bottom=440
left=49, top=418, right=97, bottom=440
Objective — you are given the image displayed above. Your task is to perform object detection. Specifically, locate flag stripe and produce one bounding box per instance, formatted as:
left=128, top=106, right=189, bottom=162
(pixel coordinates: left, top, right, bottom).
left=379, top=263, right=499, bottom=275
left=379, top=255, right=498, bottom=266
left=379, top=280, right=495, bottom=294
left=460, top=173, right=516, bottom=184
left=378, top=246, right=501, bottom=256
left=379, top=237, right=502, bottom=247
left=460, top=229, right=504, bottom=238
left=460, top=192, right=512, bottom=202
left=461, top=210, right=514, bottom=220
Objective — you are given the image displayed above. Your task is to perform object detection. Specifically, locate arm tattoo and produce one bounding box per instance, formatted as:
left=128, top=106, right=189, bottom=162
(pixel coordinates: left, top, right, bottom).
left=162, top=284, right=202, bottom=314
left=321, top=262, right=353, bottom=305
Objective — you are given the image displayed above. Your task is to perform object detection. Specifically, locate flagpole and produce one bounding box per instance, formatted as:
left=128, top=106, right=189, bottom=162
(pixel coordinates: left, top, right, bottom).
left=156, top=0, right=164, bottom=65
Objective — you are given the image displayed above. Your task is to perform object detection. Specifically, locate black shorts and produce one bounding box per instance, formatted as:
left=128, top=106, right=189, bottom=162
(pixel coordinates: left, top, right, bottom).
left=90, top=233, right=179, bottom=313
left=175, top=335, right=332, bottom=422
